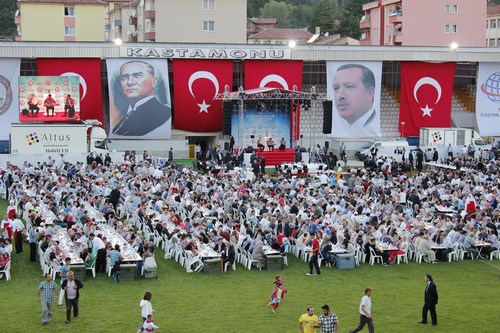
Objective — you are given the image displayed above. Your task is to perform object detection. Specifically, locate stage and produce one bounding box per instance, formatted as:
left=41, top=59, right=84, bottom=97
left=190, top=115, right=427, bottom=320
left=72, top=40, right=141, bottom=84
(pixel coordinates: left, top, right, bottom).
left=19, top=111, right=81, bottom=123
left=256, top=148, right=296, bottom=166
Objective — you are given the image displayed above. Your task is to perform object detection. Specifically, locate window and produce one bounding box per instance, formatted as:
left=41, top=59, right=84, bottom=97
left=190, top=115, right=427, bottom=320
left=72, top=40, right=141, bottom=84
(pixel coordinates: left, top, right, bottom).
left=497, top=38, right=500, bottom=47
left=64, top=26, right=75, bottom=36
left=444, top=24, right=450, bottom=33
left=452, top=4, right=458, bottom=14
left=263, top=40, right=271, bottom=45
left=64, top=7, right=75, bottom=16
left=492, top=19, right=497, bottom=29
left=486, top=20, right=489, bottom=29
left=252, top=40, right=260, bottom=44
left=202, top=21, right=215, bottom=32
left=275, top=41, right=283, bottom=45
left=451, top=24, right=457, bottom=33
left=203, top=0, right=215, bottom=10
left=490, top=39, right=496, bottom=47
left=444, top=4, right=450, bottom=14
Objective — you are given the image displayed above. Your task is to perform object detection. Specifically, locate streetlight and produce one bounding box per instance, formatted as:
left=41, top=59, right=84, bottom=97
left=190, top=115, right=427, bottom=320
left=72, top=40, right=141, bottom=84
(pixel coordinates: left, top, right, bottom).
left=449, top=42, right=458, bottom=50
left=288, top=40, right=296, bottom=48
left=114, top=38, right=123, bottom=46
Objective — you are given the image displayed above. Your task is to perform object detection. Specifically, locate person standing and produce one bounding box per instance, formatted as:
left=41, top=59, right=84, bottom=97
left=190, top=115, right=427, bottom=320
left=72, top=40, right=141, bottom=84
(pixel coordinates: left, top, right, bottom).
left=61, top=271, right=84, bottom=324
left=318, top=304, right=339, bottom=333
left=90, top=233, right=106, bottom=273
left=10, top=213, right=24, bottom=254
left=140, top=291, right=154, bottom=324
left=419, top=274, right=438, bottom=325
left=447, top=144, right=453, bottom=160
left=28, top=225, right=37, bottom=262
left=299, top=307, right=319, bottom=333
left=349, top=288, right=374, bottom=333
left=260, top=155, right=266, bottom=174
left=37, top=273, right=59, bottom=326
left=168, top=147, right=174, bottom=163
left=58, top=257, right=71, bottom=306
left=306, top=233, right=321, bottom=276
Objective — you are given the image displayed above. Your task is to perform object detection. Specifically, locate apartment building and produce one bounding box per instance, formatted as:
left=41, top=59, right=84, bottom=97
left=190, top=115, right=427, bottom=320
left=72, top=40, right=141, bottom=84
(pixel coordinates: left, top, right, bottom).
left=15, top=0, right=107, bottom=41
left=486, top=4, right=500, bottom=46
left=359, top=0, right=486, bottom=46
left=109, top=0, right=246, bottom=43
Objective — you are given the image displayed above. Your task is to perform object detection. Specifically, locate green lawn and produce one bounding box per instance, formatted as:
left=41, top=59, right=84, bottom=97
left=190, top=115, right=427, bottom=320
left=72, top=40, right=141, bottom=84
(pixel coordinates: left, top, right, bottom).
left=0, top=199, right=499, bottom=332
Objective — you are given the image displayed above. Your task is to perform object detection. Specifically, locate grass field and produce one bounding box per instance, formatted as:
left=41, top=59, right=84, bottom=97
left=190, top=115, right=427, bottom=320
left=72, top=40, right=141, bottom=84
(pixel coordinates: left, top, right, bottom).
left=0, top=199, right=499, bottom=333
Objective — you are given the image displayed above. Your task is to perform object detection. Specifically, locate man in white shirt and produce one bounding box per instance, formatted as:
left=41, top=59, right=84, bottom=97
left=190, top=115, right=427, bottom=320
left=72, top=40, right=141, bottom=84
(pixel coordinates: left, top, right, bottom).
left=349, top=288, right=374, bottom=333
left=332, top=64, right=380, bottom=138
left=90, top=233, right=106, bottom=274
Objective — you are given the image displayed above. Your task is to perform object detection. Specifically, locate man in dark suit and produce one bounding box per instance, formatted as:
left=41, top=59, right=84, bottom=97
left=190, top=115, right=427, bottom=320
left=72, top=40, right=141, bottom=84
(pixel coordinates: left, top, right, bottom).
left=112, top=60, right=171, bottom=136
left=419, top=274, right=438, bottom=325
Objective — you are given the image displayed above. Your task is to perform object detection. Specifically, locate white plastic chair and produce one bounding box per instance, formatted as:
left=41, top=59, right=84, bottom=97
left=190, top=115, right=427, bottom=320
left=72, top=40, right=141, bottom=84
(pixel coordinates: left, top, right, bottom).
left=396, top=251, right=408, bottom=264
left=0, top=261, right=11, bottom=281
left=368, top=247, right=383, bottom=265
left=86, top=258, right=96, bottom=278
left=415, top=248, right=428, bottom=264
left=490, top=249, right=500, bottom=260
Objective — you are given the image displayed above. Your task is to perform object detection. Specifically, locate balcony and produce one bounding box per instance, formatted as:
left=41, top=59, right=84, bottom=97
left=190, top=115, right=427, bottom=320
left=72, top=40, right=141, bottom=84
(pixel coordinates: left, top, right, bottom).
left=360, top=15, right=371, bottom=29
left=114, top=19, right=122, bottom=26
left=144, top=10, right=155, bottom=20
left=145, top=31, right=156, bottom=41
left=104, top=24, right=111, bottom=31
left=388, top=13, right=403, bottom=23
left=129, top=17, right=137, bottom=25
left=129, top=35, right=138, bottom=43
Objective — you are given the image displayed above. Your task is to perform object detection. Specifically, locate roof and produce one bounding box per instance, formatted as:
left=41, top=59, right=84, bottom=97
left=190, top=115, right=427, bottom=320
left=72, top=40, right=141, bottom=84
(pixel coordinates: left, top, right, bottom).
left=18, top=0, right=106, bottom=4
left=248, top=28, right=314, bottom=41
left=487, top=4, right=500, bottom=16
left=248, top=18, right=278, bottom=25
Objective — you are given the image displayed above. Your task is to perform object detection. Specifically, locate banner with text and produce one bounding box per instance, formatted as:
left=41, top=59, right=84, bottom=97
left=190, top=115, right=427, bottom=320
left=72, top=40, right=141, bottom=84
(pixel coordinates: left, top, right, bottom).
left=37, top=58, right=103, bottom=123
left=106, top=59, right=171, bottom=139
left=172, top=59, right=232, bottom=132
left=476, top=62, right=500, bottom=136
left=399, top=62, right=455, bottom=137
left=326, top=61, right=382, bottom=138
left=244, top=60, right=303, bottom=140
left=0, top=58, right=20, bottom=141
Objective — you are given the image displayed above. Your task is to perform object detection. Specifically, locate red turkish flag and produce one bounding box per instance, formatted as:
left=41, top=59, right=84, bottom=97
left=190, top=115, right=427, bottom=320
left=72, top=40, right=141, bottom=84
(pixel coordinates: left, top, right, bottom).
left=172, top=59, right=232, bottom=132
left=399, top=62, right=455, bottom=137
left=37, top=58, right=103, bottom=123
left=245, top=61, right=303, bottom=140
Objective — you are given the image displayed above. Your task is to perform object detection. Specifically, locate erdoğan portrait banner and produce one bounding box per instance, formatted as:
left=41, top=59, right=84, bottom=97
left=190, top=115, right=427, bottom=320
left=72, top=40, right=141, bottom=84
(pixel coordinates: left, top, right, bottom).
left=399, top=62, right=456, bottom=137
left=172, top=59, right=233, bottom=132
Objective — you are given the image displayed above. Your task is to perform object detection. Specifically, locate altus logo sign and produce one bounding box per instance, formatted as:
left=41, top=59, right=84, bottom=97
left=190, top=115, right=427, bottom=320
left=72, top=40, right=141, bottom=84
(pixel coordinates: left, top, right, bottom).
left=26, top=133, right=40, bottom=146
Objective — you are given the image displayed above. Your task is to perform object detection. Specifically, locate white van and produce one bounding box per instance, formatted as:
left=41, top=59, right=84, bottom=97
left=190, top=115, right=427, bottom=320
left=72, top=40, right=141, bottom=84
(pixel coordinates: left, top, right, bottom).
left=355, top=140, right=412, bottom=162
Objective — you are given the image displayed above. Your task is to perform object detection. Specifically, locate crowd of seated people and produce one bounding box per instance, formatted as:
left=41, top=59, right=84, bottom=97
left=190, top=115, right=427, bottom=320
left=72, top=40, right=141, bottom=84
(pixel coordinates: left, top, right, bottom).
left=0, top=145, right=498, bottom=278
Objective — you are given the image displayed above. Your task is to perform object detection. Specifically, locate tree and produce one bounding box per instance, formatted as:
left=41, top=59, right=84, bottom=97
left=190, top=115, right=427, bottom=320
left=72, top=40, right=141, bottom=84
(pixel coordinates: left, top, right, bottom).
left=260, top=1, right=294, bottom=28
left=333, top=0, right=371, bottom=39
left=0, top=0, right=16, bottom=39
left=309, top=0, right=336, bottom=34
left=290, top=4, right=314, bottom=29
left=248, top=0, right=270, bottom=18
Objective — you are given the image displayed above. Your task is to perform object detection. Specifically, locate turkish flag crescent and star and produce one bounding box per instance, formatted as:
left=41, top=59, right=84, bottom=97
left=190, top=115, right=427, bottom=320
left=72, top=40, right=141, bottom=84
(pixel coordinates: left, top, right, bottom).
left=172, top=59, right=233, bottom=132
left=399, top=62, right=456, bottom=137
left=37, top=58, right=103, bottom=123
left=244, top=60, right=303, bottom=140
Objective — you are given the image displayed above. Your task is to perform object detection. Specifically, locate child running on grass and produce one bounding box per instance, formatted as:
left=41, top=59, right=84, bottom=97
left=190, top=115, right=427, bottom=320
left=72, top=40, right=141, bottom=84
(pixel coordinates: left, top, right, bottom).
left=137, top=314, right=160, bottom=333
left=273, top=274, right=285, bottom=287
left=268, top=282, right=287, bottom=313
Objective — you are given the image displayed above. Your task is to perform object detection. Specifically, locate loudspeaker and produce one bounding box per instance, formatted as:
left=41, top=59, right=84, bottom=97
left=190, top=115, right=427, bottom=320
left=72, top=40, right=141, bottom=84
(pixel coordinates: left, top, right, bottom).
left=322, top=101, right=333, bottom=134
left=222, top=101, right=232, bottom=135
left=324, top=141, right=329, bottom=149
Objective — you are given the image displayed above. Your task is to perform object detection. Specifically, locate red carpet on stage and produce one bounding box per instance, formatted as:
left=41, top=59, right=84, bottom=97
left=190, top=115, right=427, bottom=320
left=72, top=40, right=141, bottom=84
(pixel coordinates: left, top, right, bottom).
left=257, top=148, right=295, bottom=166
left=19, top=111, right=81, bottom=123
